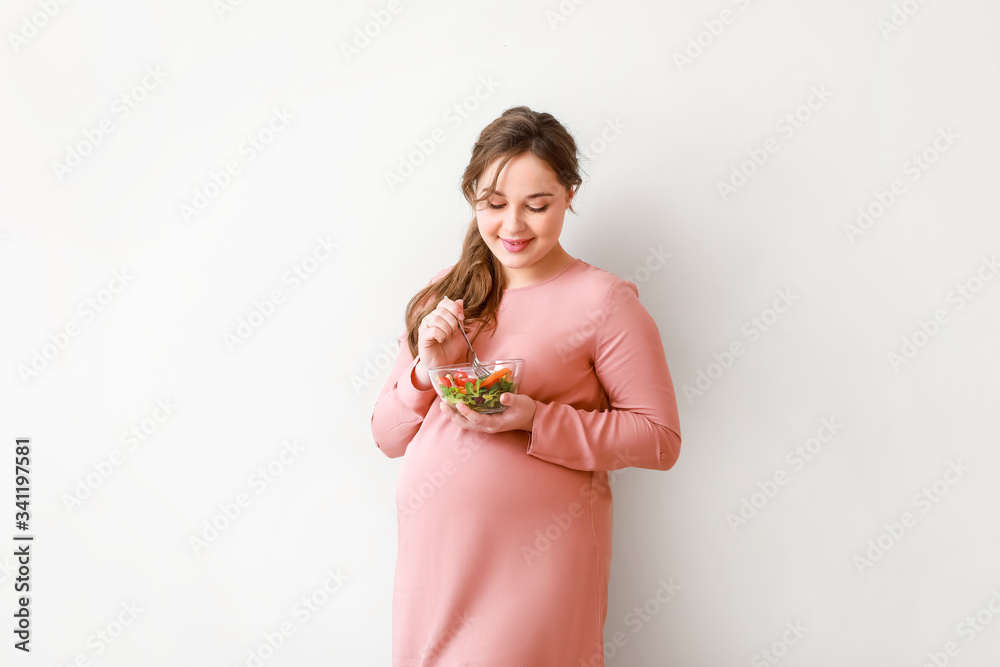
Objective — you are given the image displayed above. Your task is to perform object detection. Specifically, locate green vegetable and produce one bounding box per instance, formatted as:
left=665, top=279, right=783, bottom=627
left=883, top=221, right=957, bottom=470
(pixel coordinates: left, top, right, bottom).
left=439, top=374, right=518, bottom=412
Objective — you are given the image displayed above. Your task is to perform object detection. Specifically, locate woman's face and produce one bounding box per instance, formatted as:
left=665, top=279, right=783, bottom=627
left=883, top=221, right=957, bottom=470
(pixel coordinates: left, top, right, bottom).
left=475, top=152, right=574, bottom=283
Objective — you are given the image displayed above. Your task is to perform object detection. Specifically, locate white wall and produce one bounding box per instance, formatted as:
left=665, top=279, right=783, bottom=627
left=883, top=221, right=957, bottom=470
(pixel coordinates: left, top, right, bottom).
left=2, top=1, right=998, bottom=665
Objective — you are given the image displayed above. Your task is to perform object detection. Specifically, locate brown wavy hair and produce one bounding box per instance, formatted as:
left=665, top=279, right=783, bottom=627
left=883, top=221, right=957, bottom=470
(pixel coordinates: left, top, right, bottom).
left=402, top=105, right=584, bottom=359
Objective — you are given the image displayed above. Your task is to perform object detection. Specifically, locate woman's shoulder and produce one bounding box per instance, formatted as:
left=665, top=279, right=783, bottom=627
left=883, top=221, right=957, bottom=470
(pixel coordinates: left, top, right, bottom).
left=575, top=258, right=626, bottom=285
left=427, top=264, right=455, bottom=286
left=573, top=259, right=639, bottom=302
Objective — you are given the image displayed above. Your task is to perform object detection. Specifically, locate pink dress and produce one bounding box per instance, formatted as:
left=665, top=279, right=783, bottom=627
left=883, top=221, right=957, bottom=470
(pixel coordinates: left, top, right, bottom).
left=370, top=257, right=682, bottom=666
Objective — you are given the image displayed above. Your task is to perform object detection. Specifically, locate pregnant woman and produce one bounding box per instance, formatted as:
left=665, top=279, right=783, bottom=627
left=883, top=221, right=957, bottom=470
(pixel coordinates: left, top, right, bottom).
left=370, top=106, right=683, bottom=666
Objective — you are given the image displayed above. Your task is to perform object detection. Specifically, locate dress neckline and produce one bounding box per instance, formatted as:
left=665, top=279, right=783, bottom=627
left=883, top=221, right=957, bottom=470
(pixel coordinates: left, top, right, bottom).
left=503, top=258, right=582, bottom=292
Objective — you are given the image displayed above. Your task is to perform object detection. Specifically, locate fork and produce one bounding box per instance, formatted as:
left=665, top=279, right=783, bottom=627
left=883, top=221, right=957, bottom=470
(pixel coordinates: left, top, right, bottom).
left=455, top=312, right=492, bottom=380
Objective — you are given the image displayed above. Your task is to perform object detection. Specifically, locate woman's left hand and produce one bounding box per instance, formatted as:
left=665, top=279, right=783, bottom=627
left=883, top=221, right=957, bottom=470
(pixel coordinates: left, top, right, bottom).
left=439, top=392, right=536, bottom=434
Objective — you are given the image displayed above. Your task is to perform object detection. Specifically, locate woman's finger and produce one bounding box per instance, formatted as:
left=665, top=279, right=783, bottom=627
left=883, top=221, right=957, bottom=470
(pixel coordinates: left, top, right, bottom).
left=438, top=296, right=464, bottom=327
left=423, top=300, right=461, bottom=336
left=434, top=311, right=462, bottom=337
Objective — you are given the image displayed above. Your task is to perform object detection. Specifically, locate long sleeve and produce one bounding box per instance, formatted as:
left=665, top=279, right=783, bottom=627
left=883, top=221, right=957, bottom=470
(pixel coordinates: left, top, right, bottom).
left=370, top=266, right=453, bottom=458
left=525, top=278, right=682, bottom=472
left=370, top=330, right=438, bottom=458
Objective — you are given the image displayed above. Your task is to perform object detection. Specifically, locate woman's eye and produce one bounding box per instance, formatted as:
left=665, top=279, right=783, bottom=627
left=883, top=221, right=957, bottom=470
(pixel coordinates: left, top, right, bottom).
left=487, top=203, right=549, bottom=213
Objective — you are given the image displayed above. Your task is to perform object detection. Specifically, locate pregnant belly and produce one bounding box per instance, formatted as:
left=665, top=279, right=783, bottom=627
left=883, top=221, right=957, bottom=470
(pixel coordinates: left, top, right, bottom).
left=396, top=426, right=591, bottom=531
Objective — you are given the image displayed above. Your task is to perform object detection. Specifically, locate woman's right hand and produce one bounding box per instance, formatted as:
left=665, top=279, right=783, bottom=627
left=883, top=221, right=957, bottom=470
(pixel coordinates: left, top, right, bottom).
left=416, top=296, right=468, bottom=372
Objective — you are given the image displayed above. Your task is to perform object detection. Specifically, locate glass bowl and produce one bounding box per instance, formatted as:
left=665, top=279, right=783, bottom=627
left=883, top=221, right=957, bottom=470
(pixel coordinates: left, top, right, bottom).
left=427, top=359, right=524, bottom=414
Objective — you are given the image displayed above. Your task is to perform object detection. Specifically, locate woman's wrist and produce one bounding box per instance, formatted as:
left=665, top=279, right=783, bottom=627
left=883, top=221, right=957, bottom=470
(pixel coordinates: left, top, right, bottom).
left=411, top=357, right=432, bottom=391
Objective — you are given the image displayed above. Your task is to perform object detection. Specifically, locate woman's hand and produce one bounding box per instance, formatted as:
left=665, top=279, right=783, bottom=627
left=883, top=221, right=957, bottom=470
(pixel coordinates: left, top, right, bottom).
left=438, top=392, right=536, bottom=434
left=417, top=296, right=469, bottom=371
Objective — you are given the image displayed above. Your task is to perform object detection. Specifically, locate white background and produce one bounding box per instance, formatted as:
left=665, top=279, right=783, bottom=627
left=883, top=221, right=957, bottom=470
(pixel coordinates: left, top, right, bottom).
left=2, top=1, right=999, bottom=665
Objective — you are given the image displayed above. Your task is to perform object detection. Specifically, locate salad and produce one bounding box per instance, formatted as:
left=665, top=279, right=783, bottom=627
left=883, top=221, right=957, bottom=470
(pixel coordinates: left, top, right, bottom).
left=436, top=367, right=517, bottom=412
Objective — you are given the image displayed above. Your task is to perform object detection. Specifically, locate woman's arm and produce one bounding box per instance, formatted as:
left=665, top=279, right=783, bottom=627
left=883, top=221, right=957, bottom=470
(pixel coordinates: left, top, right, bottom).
left=525, top=279, right=682, bottom=472
left=370, top=267, right=452, bottom=457
left=370, top=330, right=438, bottom=458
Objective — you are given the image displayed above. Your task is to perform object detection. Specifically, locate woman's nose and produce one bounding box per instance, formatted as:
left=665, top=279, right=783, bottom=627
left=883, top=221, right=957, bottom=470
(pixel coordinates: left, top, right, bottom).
left=502, top=206, right=526, bottom=232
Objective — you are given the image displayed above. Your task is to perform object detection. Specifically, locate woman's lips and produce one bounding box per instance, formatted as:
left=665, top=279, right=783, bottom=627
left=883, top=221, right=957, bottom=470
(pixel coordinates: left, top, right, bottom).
left=501, top=238, right=533, bottom=253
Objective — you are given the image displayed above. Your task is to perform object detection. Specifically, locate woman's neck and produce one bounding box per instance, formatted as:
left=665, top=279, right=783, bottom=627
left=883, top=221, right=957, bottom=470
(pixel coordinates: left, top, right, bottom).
left=502, top=247, right=576, bottom=289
